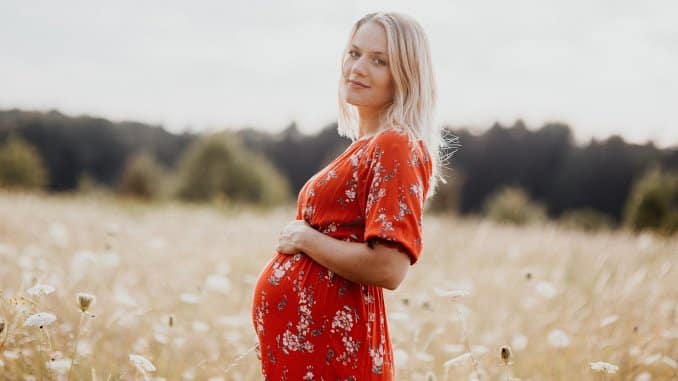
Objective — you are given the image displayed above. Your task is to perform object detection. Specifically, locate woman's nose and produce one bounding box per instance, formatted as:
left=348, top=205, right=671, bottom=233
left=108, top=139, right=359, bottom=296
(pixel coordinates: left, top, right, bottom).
left=350, top=56, right=368, bottom=77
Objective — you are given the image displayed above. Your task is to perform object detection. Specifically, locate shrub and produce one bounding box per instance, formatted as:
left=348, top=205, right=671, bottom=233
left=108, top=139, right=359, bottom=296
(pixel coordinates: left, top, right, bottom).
left=482, top=186, right=547, bottom=225
left=117, top=152, right=165, bottom=200
left=175, top=131, right=291, bottom=206
left=0, top=134, right=48, bottom=190
left=624, top=167, right=678, bottom=235
left=559, top=208, right=615, bottom=232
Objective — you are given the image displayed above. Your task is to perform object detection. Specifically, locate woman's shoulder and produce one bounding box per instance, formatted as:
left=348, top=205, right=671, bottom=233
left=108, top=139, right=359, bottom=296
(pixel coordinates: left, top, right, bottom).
left=367, top=128, right=429, bottom=160
left=366, top=127, right=422, bottom=149
left=363, top=127, right=432, bottom=172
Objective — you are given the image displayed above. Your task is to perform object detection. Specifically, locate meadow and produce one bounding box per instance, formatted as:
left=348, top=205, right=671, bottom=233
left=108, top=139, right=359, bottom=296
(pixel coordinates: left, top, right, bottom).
left=0, top=191, right=676, bottom=380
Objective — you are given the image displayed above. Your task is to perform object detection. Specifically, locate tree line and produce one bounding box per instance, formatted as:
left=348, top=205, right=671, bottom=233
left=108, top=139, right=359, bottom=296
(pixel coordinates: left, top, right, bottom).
left=1, top=108, right=676, bottom=232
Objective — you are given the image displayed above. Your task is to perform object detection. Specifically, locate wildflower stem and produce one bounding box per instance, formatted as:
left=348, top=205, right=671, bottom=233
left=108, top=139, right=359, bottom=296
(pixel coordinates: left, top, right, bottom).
left=453, top=302, right=482, bottom=381
left=67, top=312, right=85, bottom=381
left=39, top=327, right=46, bottom=381
left=223, top=343, right=257, bottom=375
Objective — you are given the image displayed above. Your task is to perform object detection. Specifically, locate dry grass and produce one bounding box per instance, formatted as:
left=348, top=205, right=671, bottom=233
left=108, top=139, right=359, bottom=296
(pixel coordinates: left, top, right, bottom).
left=0, top=190, right=676, bottom=380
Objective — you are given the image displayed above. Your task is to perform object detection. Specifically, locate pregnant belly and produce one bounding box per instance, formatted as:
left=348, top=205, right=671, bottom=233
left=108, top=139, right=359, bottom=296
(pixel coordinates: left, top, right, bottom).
left=251, top=252, right=391, bottom=378
left=253, top=252, right=342, bottom=309
left=251, top=251, right=365, bottom=340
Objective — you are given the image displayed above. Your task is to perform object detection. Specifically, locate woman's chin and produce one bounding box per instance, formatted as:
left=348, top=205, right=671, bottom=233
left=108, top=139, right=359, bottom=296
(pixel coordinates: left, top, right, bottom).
left=344, top=97, right=370, bottom=107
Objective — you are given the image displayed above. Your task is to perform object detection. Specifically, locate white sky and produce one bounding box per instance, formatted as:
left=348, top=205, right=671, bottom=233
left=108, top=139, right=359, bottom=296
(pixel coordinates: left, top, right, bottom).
left=1, top=0, right=676, bottom=147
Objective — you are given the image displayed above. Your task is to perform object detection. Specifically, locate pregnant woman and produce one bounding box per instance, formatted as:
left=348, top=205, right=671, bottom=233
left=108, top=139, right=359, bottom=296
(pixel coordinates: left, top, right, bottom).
left=251, top=11, right=446, bottom=380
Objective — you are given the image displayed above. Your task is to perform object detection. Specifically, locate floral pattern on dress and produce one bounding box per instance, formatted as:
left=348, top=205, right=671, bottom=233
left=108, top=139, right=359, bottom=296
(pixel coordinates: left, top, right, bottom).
left=252, top=128, right=432, bottom=380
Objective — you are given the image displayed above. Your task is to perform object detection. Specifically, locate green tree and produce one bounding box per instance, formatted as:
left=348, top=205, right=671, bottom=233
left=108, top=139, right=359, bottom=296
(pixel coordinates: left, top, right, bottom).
left=175, top=131, right=291, bottom=206
left=0, top=134, right=48, bottom=190
left=624, top=167, right=678, bottom=235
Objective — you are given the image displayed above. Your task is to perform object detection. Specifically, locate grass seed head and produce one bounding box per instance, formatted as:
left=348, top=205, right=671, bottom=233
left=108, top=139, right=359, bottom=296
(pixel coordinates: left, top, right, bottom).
left=500, top=345, right=512, bottom=365
left=77, top=292, right=96, bottom=312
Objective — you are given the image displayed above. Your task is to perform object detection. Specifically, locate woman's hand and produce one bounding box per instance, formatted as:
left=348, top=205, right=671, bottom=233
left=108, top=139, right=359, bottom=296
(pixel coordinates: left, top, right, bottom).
left=276, top=219, right=315, bottom=255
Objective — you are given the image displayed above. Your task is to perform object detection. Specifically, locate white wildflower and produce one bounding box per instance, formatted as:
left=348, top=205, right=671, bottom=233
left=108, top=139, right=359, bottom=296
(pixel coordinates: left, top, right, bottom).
left=182, top=368, right=196, bottom=380
left=637, top=232, right=653, bottom=251
left=415, top=351, right=434, bottom=362
left=100, top=250, right=120, bottom=268
left=660, top=328, right=678, bottom=339
left=114, top=286, right=138, bottom=307
left=216, top=261, right=230, bottom=274
left=147, top=238, right=165, bottom=250
left=511, top=334, right=528, bottom=351
left=389, top=311, right=410, bottom=322
left=600, top=314, right=619, bottom=328
left=662, top=356, right=677, bottom=369
left=77, top=340, right=93, bottom=356
left=129, top=354, right=156, bottom=372
left=628, top=345, right=641, bottom=356
left=105, top=222, right=120, bottom=236
left=433, top=288, right=470, bottom=298
left=154, top=332, right=169, bottom=344
left=590, top=361, right=619, bottom=374
left=393, top=349, right=409, bottom=369
left=24, top=312, right=57, bottom=328
left=643, top=353, right=661, bottom=365
left=27, top=284, right=55, bottom=296
left=192, top=321, right=209, bottom=332
left=442, top=344, right=465, bottom=353
left=4, top=350, right=20, bottom=359
left=471, top=345, right=488, bottom=355
left=46, top=358, right=72, bottom=373
left=205, top=274, right=232, bottom=294
left=48, top=223, right=70, bottom=246
left=547, top=329, right=570, bottom=348
left=506, top=245, right=521, bottom=259
left=535, top=281, right=557, bottom=299
left=635, top=371, right=652, bottom=381
left=180, top=293, right=200, bottom=304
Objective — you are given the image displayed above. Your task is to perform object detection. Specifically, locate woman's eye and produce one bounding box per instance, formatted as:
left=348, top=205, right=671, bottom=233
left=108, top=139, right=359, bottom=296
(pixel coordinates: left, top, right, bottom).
left=374, top=58, right=386, bottom=65
left=349, top=50, right=359, bottom=58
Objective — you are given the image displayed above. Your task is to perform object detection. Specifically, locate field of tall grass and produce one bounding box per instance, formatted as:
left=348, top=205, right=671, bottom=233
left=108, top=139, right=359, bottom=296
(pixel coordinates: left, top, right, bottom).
left=0, top=191, right=676, bottom=380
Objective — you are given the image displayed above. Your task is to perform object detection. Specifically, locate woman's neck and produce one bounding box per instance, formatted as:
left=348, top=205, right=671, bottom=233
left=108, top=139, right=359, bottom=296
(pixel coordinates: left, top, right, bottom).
left=356, top=107, right=384, bottom=139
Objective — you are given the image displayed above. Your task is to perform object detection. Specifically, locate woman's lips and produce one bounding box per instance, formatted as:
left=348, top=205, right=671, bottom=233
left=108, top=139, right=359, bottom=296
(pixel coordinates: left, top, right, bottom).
left=348, top=79, right=370, bottom=89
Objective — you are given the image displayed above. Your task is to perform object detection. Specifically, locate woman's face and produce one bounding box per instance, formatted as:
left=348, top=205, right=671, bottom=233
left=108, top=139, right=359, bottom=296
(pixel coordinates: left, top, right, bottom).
left=341, top=21, right=395, bottom=111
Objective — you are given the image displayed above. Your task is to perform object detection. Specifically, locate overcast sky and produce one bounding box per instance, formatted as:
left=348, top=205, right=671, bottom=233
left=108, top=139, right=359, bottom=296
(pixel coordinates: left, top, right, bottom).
left=1, top=0, right=676, bottom=147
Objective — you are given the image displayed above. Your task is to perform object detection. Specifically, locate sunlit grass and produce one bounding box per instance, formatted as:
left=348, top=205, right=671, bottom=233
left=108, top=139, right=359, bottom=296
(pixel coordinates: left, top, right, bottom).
left=0, top=190, right=676, bottom=380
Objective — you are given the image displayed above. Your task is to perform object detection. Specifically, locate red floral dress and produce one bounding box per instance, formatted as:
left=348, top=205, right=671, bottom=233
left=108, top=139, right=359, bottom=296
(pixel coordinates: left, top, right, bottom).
left=251, top=128, right=432, bottom=380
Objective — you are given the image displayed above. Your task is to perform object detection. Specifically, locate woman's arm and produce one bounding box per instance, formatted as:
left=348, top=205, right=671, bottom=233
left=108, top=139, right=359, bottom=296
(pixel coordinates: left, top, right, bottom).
left=277, top=220, right=410, bottom=290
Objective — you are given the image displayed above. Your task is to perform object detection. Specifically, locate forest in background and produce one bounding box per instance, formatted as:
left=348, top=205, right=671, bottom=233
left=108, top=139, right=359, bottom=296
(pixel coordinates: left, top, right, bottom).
left=1, top=108, right=677, bottom=226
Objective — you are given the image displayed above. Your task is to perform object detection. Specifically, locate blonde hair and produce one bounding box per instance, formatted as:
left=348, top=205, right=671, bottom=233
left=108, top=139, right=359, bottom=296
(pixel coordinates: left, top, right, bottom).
left=337, top=12, right=456, bottom=199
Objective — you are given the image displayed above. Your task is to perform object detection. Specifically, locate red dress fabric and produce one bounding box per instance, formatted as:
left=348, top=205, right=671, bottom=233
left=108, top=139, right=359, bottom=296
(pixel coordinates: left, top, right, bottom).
left=251, top=128, right=432, bottom=380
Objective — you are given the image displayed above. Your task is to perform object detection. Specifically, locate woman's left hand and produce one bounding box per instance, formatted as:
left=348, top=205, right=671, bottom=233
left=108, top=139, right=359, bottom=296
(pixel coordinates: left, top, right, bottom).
left=276, top=219, right=315, bottom=255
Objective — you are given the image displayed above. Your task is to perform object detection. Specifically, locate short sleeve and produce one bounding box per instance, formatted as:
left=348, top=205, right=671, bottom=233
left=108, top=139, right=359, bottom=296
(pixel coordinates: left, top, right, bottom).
left=362, top=130, right=432, bottom=265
